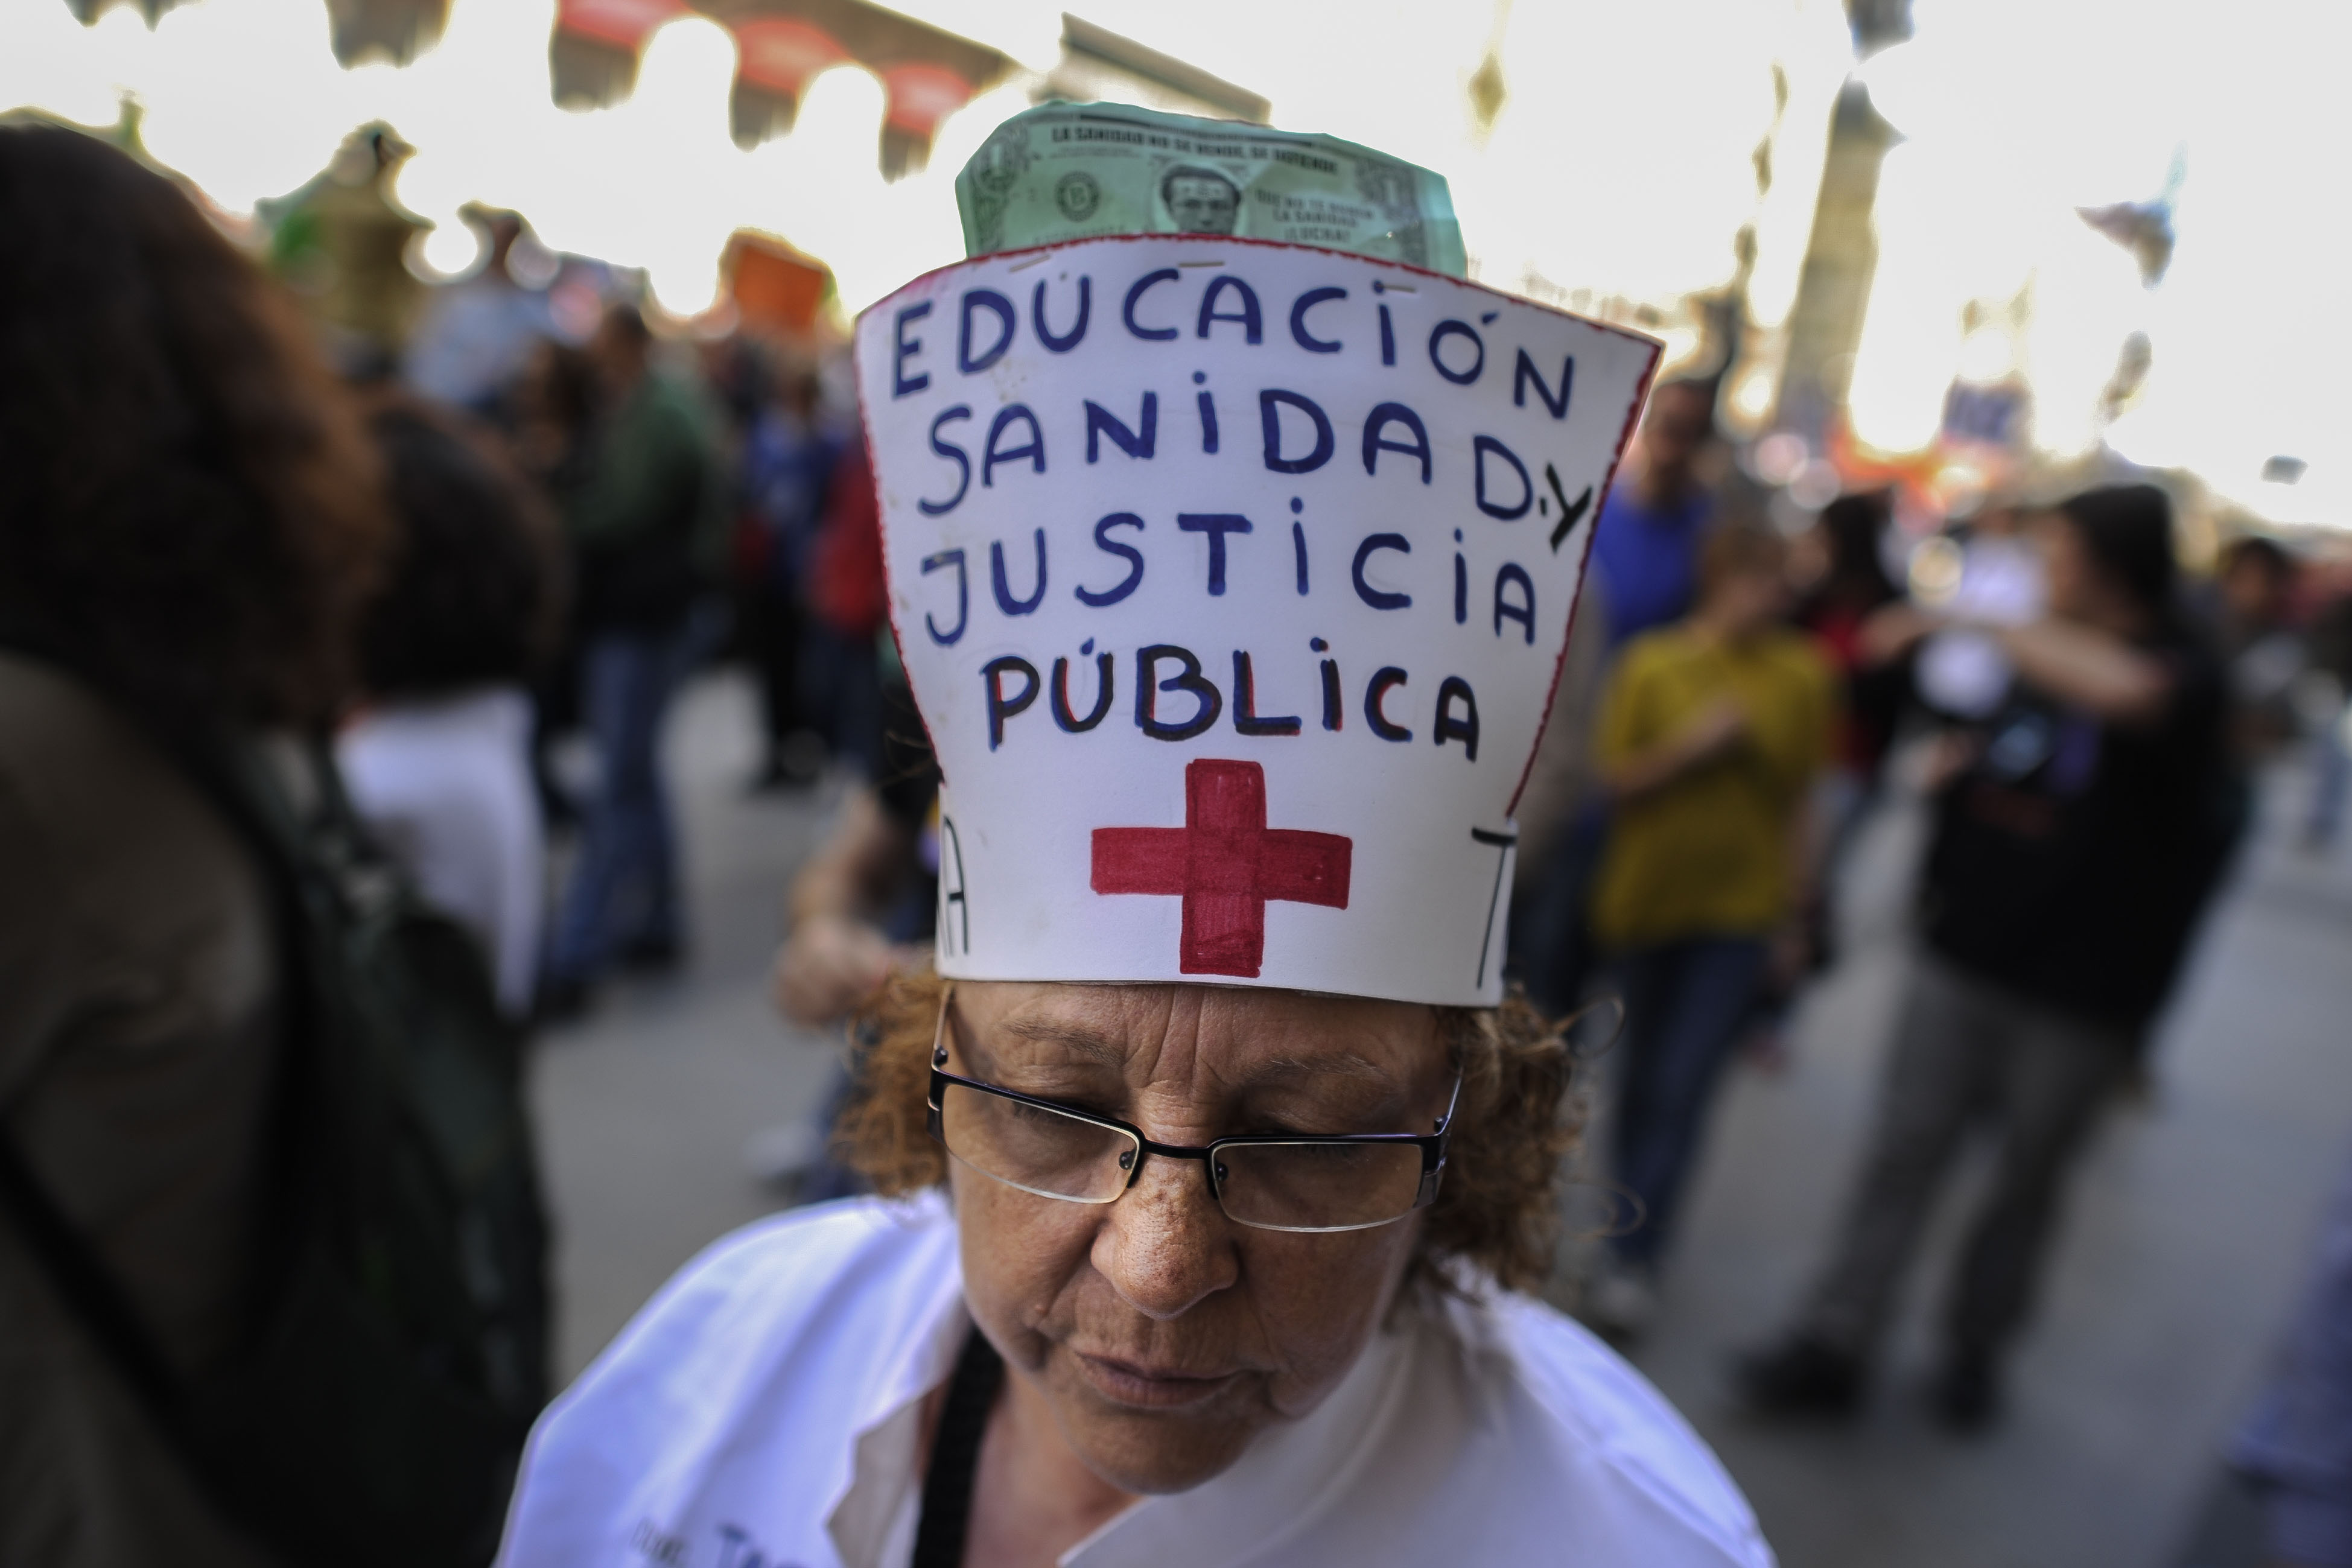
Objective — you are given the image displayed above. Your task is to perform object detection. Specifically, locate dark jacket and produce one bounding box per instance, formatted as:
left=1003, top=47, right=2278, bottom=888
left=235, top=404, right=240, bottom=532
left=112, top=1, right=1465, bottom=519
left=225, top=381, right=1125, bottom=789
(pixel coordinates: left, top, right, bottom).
left=563, top=372, right=723, bottom=633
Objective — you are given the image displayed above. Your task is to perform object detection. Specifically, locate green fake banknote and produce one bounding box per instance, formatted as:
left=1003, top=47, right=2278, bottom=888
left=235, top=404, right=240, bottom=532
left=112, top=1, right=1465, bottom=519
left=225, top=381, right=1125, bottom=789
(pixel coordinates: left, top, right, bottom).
left=956, top=103, right=1467, bottom=278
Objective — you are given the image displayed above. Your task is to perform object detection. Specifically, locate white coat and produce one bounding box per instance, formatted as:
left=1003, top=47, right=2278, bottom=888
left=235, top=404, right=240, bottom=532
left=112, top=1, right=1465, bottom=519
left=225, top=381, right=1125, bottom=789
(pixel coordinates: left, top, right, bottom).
left=498, top=1194, right=1773, bottom=1568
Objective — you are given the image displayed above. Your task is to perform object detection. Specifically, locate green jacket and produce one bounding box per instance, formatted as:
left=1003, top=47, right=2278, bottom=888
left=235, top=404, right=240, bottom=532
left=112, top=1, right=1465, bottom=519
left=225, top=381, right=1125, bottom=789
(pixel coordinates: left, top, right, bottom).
left=565, top=372, right=726, bottom=630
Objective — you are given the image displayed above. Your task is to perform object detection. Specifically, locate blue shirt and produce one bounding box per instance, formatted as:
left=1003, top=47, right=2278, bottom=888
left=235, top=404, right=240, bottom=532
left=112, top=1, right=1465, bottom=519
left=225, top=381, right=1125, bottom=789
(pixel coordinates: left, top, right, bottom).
left=742, top=411, right=844, bottom=589
left=1590, top=486, right=1713, bottom=647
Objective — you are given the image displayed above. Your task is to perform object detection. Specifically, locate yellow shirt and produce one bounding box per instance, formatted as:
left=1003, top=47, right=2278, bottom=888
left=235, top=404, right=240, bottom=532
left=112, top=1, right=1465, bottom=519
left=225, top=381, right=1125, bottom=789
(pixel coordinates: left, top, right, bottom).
left=1591, top=624, right=1834, bottom=949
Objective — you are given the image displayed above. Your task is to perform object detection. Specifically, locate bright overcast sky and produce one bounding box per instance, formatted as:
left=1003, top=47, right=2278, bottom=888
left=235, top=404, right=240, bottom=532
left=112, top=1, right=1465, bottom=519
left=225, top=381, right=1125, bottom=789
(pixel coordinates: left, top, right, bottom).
left=5, top=0, right=2345, bottom=526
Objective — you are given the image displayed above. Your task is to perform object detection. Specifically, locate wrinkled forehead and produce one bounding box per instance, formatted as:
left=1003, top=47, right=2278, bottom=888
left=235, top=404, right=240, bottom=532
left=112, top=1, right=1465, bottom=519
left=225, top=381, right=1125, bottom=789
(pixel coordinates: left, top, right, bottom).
left=954, top=980, right=1443, bottom=1087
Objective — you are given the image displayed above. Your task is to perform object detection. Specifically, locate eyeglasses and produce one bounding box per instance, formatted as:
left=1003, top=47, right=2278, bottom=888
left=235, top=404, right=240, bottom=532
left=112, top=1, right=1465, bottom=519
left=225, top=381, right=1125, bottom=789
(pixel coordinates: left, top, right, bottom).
left=925, top=985, right=1461, bottom=1234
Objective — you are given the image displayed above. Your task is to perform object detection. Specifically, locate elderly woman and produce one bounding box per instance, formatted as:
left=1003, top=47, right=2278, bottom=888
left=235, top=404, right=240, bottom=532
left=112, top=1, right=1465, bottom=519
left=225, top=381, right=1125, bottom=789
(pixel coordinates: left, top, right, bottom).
left=499, top=104, right=1767, bottom=1566
left=500, top=974, right=1765, bottom=1564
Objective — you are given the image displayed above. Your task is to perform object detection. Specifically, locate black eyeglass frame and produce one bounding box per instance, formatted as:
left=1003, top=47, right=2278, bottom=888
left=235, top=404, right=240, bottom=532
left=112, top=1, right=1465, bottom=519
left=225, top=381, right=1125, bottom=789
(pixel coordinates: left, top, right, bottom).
left=923, top=984, right=1461, bottom=1234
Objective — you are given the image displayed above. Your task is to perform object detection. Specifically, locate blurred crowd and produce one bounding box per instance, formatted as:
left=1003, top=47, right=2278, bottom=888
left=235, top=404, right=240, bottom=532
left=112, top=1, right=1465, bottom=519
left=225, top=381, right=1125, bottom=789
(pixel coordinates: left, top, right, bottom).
left=6, top=119, right=2352, bottom=1566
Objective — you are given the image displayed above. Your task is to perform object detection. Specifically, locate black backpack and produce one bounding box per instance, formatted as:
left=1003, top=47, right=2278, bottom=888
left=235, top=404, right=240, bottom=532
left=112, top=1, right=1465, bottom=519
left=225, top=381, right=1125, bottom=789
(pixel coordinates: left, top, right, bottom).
left=0, top=653, right=550, bottom=1567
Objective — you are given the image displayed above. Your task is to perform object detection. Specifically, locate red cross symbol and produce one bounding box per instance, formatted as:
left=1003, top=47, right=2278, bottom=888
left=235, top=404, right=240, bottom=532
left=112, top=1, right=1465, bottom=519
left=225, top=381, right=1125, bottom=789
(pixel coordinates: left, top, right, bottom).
left=1090, top=759, right=1352, bottom=978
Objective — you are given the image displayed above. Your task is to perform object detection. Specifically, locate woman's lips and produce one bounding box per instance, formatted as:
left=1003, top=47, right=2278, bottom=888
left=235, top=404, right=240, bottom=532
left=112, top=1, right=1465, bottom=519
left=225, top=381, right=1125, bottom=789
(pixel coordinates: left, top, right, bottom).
left=1072, top=1351, right=1243, bottom=1410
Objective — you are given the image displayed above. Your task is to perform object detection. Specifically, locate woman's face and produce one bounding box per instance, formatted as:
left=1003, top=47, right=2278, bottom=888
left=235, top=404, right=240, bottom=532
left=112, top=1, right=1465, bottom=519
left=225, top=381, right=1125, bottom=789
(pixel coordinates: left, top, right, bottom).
left=1711, top=562, right=1790, bottom=635
left=946, top=981, right=1449, bottom=1496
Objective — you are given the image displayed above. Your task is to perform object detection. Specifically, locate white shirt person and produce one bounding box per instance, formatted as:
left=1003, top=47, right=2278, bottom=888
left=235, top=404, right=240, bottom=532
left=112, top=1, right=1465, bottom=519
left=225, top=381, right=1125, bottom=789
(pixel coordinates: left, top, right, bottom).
left=498, top=985, right=1771, bottom=1568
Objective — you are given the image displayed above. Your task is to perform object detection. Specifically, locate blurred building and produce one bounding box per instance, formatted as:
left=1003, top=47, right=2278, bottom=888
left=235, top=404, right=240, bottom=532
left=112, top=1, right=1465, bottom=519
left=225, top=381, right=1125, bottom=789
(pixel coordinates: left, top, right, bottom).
left=259, top=122, right=432, bottom=375
left=71, top=0, right=454, bottom=62
left=1771, top=81, right=1899, bottom=448
left=1038, top=15, right=1269, bottom=124
left=547, top=0, right=1012, bottom=176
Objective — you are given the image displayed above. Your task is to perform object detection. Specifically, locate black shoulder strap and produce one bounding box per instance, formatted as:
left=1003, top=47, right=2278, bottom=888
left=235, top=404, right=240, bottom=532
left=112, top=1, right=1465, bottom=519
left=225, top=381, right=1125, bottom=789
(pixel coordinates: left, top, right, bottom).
left=910, top=1325, right=1005, bottom=1568
left=0, top=1128, right=188, bottom=1422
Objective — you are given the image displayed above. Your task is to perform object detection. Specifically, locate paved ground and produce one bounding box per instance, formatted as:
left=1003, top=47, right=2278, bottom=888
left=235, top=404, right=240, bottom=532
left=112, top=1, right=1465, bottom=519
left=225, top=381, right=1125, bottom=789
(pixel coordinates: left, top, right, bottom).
left=1603, top=761, right=2352, bottom=1568
left=529, top=673, right=842, bottom=1377
left=530, top=669, right=2352, bottom=1567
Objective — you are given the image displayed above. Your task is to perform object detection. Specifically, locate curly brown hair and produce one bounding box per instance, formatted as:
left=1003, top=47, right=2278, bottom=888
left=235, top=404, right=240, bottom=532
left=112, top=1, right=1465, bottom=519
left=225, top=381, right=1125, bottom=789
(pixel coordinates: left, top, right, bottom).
left=0, top=122, right=391, bottom=726
left=355, top=390, right=566, bottom=698
left=836, top=968, right=1583, bottom=1294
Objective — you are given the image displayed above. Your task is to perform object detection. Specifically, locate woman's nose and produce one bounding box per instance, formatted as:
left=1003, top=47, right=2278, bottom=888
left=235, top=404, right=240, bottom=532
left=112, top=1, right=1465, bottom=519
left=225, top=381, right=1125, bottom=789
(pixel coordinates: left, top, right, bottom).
left=1092, top=1150, right=1239, bottom=1321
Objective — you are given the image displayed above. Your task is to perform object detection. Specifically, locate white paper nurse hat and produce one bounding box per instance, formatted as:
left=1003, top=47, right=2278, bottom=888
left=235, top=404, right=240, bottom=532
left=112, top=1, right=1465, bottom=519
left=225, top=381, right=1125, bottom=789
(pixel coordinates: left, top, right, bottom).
left=856, top=236, right=1658, bottom=1006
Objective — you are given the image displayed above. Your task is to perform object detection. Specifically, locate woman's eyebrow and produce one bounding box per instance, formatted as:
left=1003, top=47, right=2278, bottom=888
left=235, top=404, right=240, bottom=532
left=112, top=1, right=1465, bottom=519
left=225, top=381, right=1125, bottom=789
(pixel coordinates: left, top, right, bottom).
left=1236, top=1050, right=1395, bottom=1085
left=996, top=1018, right=1132, bottom=1066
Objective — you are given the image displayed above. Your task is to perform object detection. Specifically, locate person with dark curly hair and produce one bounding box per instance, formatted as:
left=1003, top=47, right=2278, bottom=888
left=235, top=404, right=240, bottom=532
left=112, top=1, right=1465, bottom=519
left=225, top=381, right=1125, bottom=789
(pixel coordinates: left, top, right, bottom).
left=338, top=392, right=565, bottom=1017
left=0, top=122, right=392, bottom=1564
left=500, top=139, right=1767, bottom=1567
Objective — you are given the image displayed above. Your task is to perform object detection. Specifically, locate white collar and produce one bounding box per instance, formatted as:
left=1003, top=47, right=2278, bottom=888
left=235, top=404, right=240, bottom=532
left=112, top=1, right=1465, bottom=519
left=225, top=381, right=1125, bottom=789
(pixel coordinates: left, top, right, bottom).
left=1063, top=1315, right=1421, bottom=1567
left=824, top=1233, right=1431, bottom=1568
left=825, top=1243, right=971, bottom=1568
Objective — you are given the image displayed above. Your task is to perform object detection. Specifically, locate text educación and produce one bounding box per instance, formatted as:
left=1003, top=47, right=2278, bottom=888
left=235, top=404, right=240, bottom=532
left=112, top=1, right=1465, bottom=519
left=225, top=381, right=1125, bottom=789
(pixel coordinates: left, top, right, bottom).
left=888, top=262, right=1584, bottom=767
